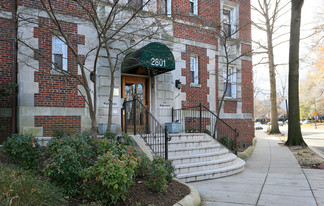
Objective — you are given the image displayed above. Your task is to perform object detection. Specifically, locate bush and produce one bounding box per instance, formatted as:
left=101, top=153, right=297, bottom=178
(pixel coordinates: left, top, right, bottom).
left=1, top=134, right=41, bottom=170
left=0, top=163, right=66, bottom=206
left=96, top=134, right=138, bottom=158
left=43, top=135, right=95, bottom=196
left=218, top=136, right=235, bottom=151
left=82, top=151, right=139, bottom=205
left=138, top=156, right=176, bottom=194
left=136, top=153, right=152, bottom=178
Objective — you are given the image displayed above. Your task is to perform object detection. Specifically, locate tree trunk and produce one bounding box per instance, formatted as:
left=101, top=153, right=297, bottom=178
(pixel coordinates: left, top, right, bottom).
left=286, top=0, right=306, bottom=146
left=264, top=0, right=280, bottom=134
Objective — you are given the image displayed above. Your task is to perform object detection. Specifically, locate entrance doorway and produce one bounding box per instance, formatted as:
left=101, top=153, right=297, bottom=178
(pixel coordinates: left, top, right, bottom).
left=121, top=76, right=150, bottom=133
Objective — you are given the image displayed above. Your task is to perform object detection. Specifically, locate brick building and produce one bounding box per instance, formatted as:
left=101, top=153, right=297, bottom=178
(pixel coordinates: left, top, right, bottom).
left=0, top=0, right=254, bottom=146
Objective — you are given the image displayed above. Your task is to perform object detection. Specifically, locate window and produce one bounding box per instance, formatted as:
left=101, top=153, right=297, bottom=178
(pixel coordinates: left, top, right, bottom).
left=222, top=8, right=236, bottom=38
left=190, top=56, right=199, bottom=84
left=52, top=36, right=67, bottom=71
left=189, top=0, right=198, bottom=15
left=223, top=67, right=236, bottom=98
left=158, top=0, right=166, bottom=14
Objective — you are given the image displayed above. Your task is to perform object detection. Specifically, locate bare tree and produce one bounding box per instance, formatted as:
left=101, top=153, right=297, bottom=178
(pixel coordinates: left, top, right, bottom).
left=252, top=0, right=291, bottom=134
left=9, top=0, right=166, bottom=137
left=217, top=24, right=252, bottom=117
left=285, top=0, right=306, bottom=146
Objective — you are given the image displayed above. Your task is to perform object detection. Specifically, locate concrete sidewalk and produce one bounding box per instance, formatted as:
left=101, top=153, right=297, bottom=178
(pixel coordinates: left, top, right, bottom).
left=189, top=131, right=324, bottom=206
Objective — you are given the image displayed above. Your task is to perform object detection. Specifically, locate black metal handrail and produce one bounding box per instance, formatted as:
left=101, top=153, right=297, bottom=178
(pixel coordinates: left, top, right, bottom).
left=123, top=97, right=171, bottom=160
left=172, top=103, right=239, bottom=154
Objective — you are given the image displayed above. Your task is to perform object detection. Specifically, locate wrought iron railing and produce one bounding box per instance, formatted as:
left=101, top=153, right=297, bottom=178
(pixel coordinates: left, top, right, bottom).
left=123, top=97, right=171, bottom=160
left=172, top=103, right=239, bottom=154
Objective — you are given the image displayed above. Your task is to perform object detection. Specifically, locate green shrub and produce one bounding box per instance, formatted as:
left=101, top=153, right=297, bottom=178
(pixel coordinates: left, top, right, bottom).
left=52, top=128, right=66, bottom=139
left=218, top=136, right=235, bottom=151
left=96, top=135, right=138, bottom=158
left=136, top=153, right=152, bottom=178
left=43, top=135, right=95, bottom=196
left=138, top=156, right=176, bottom=194
left=1, top=134, right=41, bottom=170
left=103, top=131, right=117, bottom=141
left=0, top=163, right=66, bottom=206
left=144, top=156, right=174, bottom=193
left=82, top=151, right=139, bottom=205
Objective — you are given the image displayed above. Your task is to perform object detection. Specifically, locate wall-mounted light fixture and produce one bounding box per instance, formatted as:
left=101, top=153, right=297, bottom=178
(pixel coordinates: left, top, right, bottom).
left=175, top=79, right=181, bottom=89
left=90, top=71, right=94, bottom=82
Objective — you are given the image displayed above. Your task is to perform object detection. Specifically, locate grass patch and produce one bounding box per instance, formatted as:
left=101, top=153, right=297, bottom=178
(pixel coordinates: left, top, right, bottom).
left=0, top=163, right=66, bottom=206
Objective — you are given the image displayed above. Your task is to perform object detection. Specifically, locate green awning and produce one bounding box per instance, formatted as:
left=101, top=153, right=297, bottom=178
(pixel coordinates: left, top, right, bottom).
left=121, top=42, right=175, bottom=76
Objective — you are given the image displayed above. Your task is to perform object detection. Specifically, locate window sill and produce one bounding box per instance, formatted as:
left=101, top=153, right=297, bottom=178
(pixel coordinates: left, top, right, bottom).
left=222, top=97, right=241, bottom=101
left=190, top=83, right=201, bottom=88
left=51, top=69, right=68, bottom=76
left=189, top=12, right=198, bottom=16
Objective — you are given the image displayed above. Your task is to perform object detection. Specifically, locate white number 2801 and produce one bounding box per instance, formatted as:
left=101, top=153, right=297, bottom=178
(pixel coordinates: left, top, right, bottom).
left=151, top=58, right=166, bottom=67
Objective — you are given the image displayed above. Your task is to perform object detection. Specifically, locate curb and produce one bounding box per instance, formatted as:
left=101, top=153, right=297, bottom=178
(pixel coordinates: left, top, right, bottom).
left=173, top=179, right=201, bottom=206
left=309, top=146, right=324, bottom=159
left=238, top=137, right=257, bottom=159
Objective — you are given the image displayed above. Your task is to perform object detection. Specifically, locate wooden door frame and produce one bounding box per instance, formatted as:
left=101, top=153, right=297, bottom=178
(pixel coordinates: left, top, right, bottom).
left=121, top=75, right=150, bottom=132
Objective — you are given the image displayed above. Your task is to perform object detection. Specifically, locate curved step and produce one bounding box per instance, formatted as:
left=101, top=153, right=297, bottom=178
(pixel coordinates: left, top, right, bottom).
left=175, top=153, right=238, bottom=174
left=177, top=158, right=246, bottom=182
left=169, top=133, right=207, bottom=142
left=169, top=144, right=221, bottom=156
left=169, top=148, right=229, bottom=165
left=169, top=139, right=213, bottom=149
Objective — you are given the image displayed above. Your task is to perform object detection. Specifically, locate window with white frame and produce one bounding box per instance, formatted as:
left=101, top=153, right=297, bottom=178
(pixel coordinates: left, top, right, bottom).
left=52, top=36, right=67, bottom=71
left=223, top=67, right=236, bottom=98
left=222, top=7, right=236, bottom=38
left=189, top=0, right=198, bottom=15
left=190, top=56, right=199, bottom=84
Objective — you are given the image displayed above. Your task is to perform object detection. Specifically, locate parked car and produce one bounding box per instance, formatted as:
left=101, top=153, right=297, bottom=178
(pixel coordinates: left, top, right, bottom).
left=255, top=122, right=263, bottom=130
left=303, top=119, right=312, bottom=124
left=278, top=121, right=284, bottom=126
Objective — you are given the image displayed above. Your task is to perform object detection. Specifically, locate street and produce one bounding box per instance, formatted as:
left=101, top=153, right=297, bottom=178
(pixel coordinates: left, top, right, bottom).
left=273, top=125, right=324, bottom=157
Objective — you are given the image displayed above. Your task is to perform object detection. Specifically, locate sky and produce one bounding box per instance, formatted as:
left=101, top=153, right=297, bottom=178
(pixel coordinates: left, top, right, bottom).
left=252, top=0, right=324, bottom=99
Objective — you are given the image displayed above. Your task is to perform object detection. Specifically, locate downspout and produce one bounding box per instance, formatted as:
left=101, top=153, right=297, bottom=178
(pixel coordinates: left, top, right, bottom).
left=11, top=0, right=18, bottom=134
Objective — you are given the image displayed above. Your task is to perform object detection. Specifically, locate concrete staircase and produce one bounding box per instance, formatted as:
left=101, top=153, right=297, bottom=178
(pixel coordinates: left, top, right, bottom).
left=169, top=133, right=245, bottom=182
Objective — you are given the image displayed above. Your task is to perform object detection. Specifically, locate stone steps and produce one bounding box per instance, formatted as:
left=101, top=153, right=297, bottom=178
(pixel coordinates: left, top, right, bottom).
left=176, top=158, right=246, bottom=182
left=168, top=144, right=221, bottom=156
left=168, top=133, right=245, bottom=182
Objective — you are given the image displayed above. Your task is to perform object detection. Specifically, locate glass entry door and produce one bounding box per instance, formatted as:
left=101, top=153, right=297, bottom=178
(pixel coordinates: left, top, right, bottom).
left=122, top=76, right=150, bottom=133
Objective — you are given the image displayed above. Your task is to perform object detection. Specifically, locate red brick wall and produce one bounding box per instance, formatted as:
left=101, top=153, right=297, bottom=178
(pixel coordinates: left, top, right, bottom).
left=181, top=45, right=209, bottom=108
left=174, top=23, right=218, bottom=47
left=241, top=60, right=253, bottom=114
left=35, top=116, right=81, bottom=136
left=33, top=17, right=85, bottom=108
left=224, top=101, right=237, bottom=113
left=172, top=0, right=220, bottom=29
left=0, top=17, right=14, bottom=144
left=239, top=0, right=252, bottom=42
left=0, top=18, right=14, bottom=108
left=184, top=117, right=211, bottom=132
left=18, top=0, right=92, bottom=19
left=220, top=119, right=254, bottom=147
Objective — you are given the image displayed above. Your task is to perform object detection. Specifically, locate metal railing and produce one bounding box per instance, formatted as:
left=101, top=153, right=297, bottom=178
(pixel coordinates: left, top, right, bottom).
left=172, top=103, right=239, bottom=154
left=123, top=97, right=171, bottom=160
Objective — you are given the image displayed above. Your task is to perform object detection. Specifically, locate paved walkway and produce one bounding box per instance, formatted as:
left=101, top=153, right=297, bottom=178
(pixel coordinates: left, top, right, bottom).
left=189, top=131, right=324, bottom=206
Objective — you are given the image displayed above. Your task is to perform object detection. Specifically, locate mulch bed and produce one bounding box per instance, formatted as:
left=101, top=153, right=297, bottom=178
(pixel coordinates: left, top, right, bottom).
left=0, top=153, right=191, bottom=205
left=289, top=146, right=324, bottom=169
left=116, top=177, right=191, bottom=206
